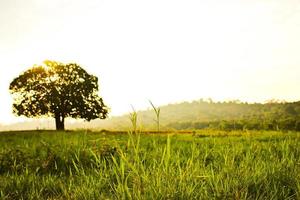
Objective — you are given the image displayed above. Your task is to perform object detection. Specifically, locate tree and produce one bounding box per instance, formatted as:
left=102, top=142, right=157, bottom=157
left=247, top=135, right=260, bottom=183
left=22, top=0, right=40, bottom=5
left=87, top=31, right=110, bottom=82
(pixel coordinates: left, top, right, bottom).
left=9, top=60, right=109, bottom=130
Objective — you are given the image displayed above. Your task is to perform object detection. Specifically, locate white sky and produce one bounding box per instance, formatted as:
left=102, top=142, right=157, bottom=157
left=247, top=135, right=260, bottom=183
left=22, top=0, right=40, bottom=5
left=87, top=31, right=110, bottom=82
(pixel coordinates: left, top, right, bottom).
left=1, top=0, right=300, bottom=124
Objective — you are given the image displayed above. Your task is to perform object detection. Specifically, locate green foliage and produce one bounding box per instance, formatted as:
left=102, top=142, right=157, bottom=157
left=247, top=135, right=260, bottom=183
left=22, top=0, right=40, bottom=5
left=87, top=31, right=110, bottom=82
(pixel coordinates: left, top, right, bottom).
left=0, top=130, right=299, bottom=199
left=109, top=99, right=300, bottom=131
left=9, top=60, right=108, bottom=130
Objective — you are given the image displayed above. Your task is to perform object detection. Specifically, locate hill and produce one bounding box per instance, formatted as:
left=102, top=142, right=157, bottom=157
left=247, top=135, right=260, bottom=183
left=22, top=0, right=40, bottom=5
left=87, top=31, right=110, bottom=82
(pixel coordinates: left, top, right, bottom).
left=88, top=99, right=300, bottom=131
left=1, top=99, right=300, bottom=131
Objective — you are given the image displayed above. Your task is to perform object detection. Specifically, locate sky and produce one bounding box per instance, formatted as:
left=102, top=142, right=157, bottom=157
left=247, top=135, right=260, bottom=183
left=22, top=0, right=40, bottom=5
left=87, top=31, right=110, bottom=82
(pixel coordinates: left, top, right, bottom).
left=1, top=0, right=300, bottom=124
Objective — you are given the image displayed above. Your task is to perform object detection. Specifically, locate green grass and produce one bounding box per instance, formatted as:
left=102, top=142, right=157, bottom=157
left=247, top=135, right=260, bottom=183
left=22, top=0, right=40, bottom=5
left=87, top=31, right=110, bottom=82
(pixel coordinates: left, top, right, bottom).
left=0, top=130, right=299, bottom=199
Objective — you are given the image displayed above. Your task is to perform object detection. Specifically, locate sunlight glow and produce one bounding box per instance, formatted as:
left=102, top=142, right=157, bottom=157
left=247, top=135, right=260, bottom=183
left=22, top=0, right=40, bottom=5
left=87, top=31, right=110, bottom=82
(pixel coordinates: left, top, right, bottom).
left=1, top=0, right=300, bottom=124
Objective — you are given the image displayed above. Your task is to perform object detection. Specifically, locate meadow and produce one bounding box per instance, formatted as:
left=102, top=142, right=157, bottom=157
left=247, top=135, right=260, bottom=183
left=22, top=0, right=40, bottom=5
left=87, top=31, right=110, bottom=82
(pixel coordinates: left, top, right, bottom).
left=0, top=130, right=299, bottom=199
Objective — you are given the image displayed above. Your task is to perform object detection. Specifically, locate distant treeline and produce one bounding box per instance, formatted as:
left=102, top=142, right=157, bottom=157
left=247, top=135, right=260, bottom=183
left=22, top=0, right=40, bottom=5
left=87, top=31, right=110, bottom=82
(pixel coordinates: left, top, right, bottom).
left=130, top=99, right=300, bottom=131
left=165, top=100, right=300, bottom=131
left=168, top=118, right=300, bottom=131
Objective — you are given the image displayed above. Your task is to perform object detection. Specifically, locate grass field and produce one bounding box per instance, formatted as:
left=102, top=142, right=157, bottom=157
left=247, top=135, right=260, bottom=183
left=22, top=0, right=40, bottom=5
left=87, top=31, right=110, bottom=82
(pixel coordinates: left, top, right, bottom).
left=0, top=130, right=299, bottom=199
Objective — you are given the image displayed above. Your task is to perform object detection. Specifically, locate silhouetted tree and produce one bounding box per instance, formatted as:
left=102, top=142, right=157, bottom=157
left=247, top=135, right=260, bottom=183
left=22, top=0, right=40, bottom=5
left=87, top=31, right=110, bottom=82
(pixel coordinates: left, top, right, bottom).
left=9, top=60, right=108, bottom=130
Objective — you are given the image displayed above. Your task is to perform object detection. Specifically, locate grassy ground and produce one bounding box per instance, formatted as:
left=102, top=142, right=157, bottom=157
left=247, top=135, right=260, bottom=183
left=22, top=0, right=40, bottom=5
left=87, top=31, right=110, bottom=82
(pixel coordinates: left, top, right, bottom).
left=0, top=130, right=299, bottom=199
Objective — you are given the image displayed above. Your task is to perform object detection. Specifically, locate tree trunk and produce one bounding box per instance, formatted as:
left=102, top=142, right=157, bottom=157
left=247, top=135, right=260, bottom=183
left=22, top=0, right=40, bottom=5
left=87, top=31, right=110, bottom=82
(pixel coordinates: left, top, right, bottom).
left=55, top=113, right=65, bottom=130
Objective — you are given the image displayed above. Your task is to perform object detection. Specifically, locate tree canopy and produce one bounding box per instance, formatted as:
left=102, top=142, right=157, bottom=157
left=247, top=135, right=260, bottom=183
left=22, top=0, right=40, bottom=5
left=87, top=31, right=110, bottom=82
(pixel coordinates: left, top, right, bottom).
left=9, top=60, right=108, bottom=130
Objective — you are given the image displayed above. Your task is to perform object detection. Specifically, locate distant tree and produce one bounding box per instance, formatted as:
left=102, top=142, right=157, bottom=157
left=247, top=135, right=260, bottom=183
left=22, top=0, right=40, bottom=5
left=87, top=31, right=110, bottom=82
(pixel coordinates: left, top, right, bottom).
left=285, top=105, right=297, bottom=116
left=9, top=60, right=108, bottom=130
